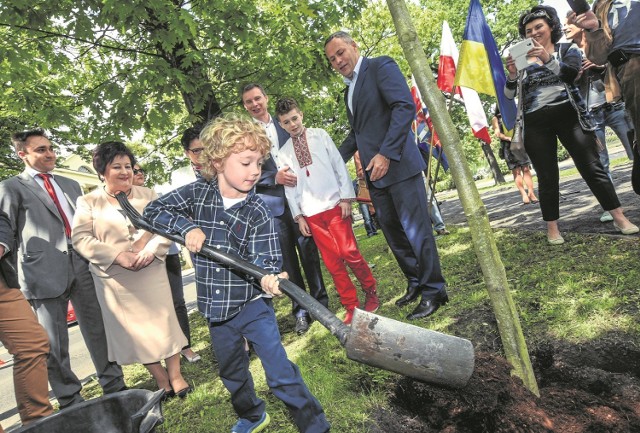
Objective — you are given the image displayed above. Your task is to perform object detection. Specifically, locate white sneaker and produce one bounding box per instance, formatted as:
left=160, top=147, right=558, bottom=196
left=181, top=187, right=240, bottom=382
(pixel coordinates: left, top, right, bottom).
left=600, top=211, right=614, bottom=223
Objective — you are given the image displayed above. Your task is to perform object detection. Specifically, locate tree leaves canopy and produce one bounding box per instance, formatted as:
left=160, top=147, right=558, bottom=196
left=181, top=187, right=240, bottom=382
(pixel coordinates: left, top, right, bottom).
left=0, top=0, right=363, bottom=179
left=0, top=0, right=537, bottom=181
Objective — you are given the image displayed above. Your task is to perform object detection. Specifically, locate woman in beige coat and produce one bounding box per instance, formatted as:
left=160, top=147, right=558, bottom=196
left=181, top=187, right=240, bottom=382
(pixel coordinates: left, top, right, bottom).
left=72, top=141, right=190, bottom=399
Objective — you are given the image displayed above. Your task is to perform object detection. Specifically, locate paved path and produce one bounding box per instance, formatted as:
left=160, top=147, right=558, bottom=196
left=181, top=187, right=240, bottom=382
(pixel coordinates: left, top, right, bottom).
left=438, top=146, right=639, bottom=237
left=1, top=146, right=637, bottom=431
left=0, top=271, right=197, bottom=432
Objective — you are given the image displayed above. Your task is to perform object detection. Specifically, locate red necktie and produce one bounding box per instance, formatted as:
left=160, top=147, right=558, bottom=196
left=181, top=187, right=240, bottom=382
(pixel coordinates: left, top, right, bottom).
left=38, top=173, right=72, bottom=238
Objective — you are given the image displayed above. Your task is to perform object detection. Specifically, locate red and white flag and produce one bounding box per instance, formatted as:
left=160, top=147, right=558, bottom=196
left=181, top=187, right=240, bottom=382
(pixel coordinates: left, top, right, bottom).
left=437, top=21, right=492, bottom=144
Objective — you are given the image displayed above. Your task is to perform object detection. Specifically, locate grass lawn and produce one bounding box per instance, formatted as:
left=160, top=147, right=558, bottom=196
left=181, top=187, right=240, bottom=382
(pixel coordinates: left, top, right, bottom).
left=78, top=215, right=640, bottom=432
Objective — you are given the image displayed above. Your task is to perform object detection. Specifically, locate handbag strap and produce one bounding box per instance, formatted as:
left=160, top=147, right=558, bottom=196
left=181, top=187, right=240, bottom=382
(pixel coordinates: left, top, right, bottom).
left=516, top=70, right=525, bottom=120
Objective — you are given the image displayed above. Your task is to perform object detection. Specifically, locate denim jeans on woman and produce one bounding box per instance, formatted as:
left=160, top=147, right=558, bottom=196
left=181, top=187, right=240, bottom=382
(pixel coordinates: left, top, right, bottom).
left=592, top=101, right=635, bottom=175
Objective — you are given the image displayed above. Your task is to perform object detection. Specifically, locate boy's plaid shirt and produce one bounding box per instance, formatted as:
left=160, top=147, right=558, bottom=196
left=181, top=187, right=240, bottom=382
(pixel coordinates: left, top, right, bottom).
left=144, top=178, right=282, bottom=322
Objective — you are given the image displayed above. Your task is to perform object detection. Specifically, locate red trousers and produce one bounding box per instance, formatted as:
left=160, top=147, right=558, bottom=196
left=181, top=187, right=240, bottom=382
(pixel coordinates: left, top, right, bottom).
left=305, top=205, right=376, bottom=311
left=0, top=283, right=52, bottom=430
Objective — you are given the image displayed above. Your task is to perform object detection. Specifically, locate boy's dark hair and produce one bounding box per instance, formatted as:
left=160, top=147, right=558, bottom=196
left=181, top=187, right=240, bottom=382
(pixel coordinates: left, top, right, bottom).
left=519, top=5, right=563, bottom=43
left=240, top=83, right=266, bottom=99
left=275, top=97, right=301, bottom=118
left=12, top=128, right=48, bottom=152
left=92, top=141, right=136, bottom=176
left=180, top=125, right=203, bottom=152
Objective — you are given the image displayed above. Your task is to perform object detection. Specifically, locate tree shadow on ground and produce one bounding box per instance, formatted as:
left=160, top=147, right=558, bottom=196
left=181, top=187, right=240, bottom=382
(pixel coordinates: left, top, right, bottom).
left=441, top=162, right=639, bottom=238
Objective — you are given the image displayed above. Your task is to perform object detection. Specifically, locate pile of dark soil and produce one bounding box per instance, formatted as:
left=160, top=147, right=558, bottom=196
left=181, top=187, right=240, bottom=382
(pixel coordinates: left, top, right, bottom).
left=368, top=340, right=640, bottom=432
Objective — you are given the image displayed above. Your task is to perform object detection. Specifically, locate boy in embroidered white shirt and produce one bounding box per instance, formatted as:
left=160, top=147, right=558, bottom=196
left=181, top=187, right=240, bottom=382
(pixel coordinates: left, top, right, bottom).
left=275, top=97, right=379, bottom=325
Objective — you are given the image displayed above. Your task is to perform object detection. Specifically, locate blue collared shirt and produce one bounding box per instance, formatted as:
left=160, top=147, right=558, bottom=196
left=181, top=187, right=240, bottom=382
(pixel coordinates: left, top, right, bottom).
left=143, top=178, right=282, bottom=323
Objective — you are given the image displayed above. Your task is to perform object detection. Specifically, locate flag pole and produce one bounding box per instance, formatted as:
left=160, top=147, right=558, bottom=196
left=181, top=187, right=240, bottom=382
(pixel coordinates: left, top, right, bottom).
left=427, top=83, right=458, bottom=212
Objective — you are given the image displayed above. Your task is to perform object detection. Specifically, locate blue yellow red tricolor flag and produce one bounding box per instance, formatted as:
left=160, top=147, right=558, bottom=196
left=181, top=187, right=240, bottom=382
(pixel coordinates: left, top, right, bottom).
left=454, top=0, right=517, bottom=131
left=438, top=20, right=492, bottom=145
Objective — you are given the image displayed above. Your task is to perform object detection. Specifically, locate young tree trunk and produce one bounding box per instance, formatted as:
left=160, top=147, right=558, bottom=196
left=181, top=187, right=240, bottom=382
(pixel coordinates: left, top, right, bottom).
left=385, top=0, right=539, bottom=396
left=481, top=143, right=506, bottom=185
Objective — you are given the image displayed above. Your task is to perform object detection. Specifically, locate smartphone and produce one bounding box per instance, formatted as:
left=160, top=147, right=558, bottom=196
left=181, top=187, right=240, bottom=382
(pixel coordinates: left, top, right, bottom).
left=509, top=38, right=535, bottom=70
left=567, top=0, right=591, bottom=15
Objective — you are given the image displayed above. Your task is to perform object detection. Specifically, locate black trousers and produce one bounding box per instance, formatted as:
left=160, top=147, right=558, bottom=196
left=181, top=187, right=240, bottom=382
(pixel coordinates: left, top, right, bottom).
left=166, top=253, right=191, bottom=348
left=369, top=173, right=446, bottom=298
left=523, top=102, right=620, bottom=221
left=273, top=206, right=329, bottom=316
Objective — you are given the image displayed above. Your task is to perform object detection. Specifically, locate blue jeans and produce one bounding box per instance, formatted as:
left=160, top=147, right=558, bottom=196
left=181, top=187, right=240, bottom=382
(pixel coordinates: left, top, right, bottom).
left=593, top=102, right=635, bottom=176
left=426, top=186, right=445, bottom=231
left=208, top=298, right=330, bottom=433
left=358, top=202, right=377, bottom=235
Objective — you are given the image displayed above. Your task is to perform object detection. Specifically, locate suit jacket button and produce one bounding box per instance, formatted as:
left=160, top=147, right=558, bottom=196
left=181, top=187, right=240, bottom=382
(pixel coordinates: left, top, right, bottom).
left=63, top=251, right=68, bottom=255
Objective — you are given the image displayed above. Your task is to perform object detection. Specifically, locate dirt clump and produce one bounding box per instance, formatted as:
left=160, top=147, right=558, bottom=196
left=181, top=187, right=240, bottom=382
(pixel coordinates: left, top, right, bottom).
left=367, top=344, right=640, bottom=433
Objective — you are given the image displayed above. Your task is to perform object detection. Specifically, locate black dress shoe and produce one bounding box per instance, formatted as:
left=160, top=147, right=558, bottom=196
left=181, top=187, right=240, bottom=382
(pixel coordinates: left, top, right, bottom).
left=294, top=316, right=310, bottom=335
left=161, top=389, right=176, bottom=402
left=395, top=284, right=421, bottom=307
left=176, top=386, right=193, bottom=399
left=406, top=294, right=449, bottom=320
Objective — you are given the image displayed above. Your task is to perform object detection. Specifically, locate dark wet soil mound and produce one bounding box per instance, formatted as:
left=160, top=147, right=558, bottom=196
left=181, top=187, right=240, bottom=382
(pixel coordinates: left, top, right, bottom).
left=367, top=341, right=640, bottom=433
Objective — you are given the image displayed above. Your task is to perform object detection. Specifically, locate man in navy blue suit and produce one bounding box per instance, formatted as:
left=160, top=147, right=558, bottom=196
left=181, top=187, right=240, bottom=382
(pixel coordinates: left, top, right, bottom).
left=324, top=31, right=449, bottom=320
left=241, top=83, right=328, bottom=334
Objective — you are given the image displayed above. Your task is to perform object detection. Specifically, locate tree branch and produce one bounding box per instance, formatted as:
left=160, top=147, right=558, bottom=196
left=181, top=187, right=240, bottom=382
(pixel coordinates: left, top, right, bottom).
left=0, top=22, right=165, bottom=59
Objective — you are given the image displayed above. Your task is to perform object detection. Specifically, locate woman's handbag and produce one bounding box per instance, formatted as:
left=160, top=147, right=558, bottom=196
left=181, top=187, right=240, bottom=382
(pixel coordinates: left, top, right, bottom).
left=356, top=178, right=372, bottom=203
left=557, top=43, right=597, bottom=133
left=509, top=72, right=528, bottom=163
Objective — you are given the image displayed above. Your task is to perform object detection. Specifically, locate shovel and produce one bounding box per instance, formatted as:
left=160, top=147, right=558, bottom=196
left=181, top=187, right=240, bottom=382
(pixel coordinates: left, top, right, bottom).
left=116, top=193, right=474, bottom=388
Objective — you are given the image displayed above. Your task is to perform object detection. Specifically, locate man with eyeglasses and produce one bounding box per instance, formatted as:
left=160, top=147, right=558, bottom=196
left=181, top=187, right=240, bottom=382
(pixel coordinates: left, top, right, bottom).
left=171, top=125, right=206, bottom=189
left=0, top=128, right=125, bottom=411
left=241, top=83, right=328, bottom=336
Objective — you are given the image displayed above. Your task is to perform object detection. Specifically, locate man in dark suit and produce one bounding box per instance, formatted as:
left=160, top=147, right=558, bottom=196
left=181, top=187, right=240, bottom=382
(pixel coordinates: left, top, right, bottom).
left=324, top=31, right=448, bottom=320
left=241, top=84, right=328, bottom=334
left=0, top=209, right=52, bottom=430
left=0, top=129, right=125, bottom=409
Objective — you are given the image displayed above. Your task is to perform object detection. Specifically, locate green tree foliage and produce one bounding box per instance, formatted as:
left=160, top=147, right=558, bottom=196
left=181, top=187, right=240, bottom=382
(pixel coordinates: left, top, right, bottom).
left=0, top=0, right=363, bottom=181
left=0, top=0, right=536, bottom=182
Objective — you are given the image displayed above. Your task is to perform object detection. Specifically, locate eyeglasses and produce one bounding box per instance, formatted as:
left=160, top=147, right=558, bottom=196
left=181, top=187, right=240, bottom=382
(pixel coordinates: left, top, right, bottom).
left=133, top=168, right=145, bottom=175
left=522, top=9, right=551, bottom=25
left=188, top=148, right=204, bottom=155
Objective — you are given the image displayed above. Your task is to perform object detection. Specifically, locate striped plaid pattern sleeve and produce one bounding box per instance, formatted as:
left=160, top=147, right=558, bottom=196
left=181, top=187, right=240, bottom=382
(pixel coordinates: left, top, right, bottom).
left=143, top=181, right=200, bottom=237
left=146, top=179, right=282, bottom=322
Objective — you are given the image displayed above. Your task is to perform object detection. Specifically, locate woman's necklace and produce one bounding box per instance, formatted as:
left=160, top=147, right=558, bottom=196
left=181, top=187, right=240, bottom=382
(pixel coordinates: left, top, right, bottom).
left=104, top=186, right=132, bottom=198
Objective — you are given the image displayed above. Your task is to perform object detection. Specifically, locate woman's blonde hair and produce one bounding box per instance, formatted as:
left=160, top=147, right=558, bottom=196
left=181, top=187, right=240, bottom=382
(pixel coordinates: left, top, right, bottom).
left=198, top=114, right=271, bottom=180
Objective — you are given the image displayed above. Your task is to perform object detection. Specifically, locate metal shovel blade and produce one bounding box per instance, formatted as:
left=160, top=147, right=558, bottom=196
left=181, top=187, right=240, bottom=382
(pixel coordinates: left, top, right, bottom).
left=346, top=309, right=475, bottom=388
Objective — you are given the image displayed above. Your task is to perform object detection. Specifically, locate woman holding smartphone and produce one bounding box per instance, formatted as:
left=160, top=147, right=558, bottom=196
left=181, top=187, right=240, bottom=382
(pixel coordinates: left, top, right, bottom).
left=504, top=5, right=637, bottom=244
